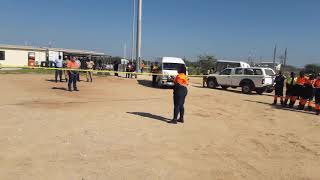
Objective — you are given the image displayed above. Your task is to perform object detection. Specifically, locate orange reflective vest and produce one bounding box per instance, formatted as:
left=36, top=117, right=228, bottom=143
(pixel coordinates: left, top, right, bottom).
left=314, top=79, right=320, bottom=88
left=175, top=73, right=189, bottom=86
left=296, top=76, right=307, bottom=85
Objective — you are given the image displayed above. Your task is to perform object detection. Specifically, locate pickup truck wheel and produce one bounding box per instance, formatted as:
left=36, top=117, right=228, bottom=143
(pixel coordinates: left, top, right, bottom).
left=266, top=88, right=274, bottom=93
left=221, top=86, right=229, bottom=90
left=207, top=79, right=217, bottom=89
left=241, top=84, right=252, bottom=94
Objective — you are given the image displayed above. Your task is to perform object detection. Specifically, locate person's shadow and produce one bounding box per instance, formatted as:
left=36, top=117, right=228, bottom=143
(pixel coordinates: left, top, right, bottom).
left=127, top=112, right=171, bottom=122
left=52, top=87, right=68, bottom=91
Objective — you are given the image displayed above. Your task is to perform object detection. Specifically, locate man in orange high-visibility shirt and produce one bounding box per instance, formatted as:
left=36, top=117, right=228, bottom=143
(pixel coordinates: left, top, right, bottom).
left=314, top=73, right=320, bottom=115
left=305, top=74, right=316, bottom=111
left=67, top=57, right=80, bottom=92
left=296, top=71, right=308, bottom=110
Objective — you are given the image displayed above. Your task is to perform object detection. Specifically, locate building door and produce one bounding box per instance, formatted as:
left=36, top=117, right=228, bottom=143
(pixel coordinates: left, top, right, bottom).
left=28, top=52, right=35, bottom=67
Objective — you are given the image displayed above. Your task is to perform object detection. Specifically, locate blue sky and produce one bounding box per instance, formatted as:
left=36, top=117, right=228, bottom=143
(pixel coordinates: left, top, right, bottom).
left=0, top=0, right=319, bottom=66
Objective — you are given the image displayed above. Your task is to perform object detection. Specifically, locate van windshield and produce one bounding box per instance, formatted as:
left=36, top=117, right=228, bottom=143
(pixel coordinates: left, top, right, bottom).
left=163, top=63, right=184, bottom=70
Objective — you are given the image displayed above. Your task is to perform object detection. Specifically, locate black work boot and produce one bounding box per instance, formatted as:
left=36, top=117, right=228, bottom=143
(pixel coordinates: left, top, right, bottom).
left=68, top=87, right=72, bottom=92
left=74, top=87, right=79, bottom=91
left=177, top=118, right=184, bottom=123
left=298, top=104, right=305, bottom=110
left=168, top=119, right=177, bottom=124
left=288, top=100, right=296, bottom=108
left=280, top=101, right=284, bottom=106
left=272, top=100, right=277, bottom=105
left=282, top=100, right=288, bottom=107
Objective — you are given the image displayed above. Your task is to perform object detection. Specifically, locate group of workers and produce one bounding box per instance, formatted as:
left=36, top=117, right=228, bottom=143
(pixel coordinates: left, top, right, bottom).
left=273, top=71, right=320, bottom=115
left=125, top=62, right=136, bottom=78
left=54, top=56, right=95, bottom=92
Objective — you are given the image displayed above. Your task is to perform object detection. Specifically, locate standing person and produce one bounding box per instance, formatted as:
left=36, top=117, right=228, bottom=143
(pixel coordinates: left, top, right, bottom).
left=151, top=62, right=160, bottom=87
left=168, top=65, right=189, bottom=124
left=86, top=59, right=95, bottom=82
left=54, top=55, right=63, bottom=82
left=273, top=71, right=285, bottom=105
left=296, top=71, right=308, bottom=110
left=306, top=74, right=315, bottom=111
left=114, top=61, right=119, bottom=77
left=126, top=63, right=132, bottom=78
left=203, top=69, right=211, bottom=87
left=63, top=58, right=69, bottom=82
left=76, top=58, right=81, bottom=82
left=131, top=63, right=136, bottom=78
left=67, top=57, right=80, bottom=92
left=141, top=61, right=145, bottom=73
left=313, top=73, right=320, bottom=115
left=283, top=72, right=297, bottom=107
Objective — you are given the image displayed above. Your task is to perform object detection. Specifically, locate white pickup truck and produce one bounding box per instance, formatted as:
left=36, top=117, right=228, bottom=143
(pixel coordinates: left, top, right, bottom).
left=206, top=67, right=275, bottom=94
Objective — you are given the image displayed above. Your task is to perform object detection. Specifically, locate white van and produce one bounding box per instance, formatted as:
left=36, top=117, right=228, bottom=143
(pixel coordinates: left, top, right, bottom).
left=255, top=62, right=282, bottom=71
left=215, top=60, right=250, bottom=73
left=154, top=57, right=187, bottom=87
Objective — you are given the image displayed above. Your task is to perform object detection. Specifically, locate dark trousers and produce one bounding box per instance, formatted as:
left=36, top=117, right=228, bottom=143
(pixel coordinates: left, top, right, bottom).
left=86, top=71, right=93, bottom=82
left=315, top=89, right=320, bottom=105
left=126, top=70, right=130, bottom=78
left=55, top=69, right=62, bottom=81
left=152, top=75, right=157, bottom=86
left=173, top=85, right=188, bottom=120
left=68, top=72, right=78, bottom=90
left=77, top=73, right=80, bottom=81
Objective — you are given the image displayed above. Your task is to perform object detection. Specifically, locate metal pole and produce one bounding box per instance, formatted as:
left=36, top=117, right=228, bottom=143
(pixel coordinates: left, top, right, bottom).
left=123, top=43, right=127, bottom=59
left=273, top=44, right=277, bottom=71
left=284, top=48, right=287, bottom=72
left=136, top=0, right=142, bottom=73
left=131, top=0, right=136, bottom=63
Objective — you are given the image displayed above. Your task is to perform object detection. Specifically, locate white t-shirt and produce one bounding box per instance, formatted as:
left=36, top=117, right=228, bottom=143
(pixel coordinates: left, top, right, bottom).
left=54, top=58, right=63, bottom=68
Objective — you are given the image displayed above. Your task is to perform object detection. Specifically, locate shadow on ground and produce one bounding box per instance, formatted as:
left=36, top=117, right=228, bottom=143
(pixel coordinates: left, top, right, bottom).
left=46, top=79, right=67, bottom=83
left=52, top=87, right=68, bottom=91
left=244, top=99, right=316, bottom=115
left=127, top=112, right=171, bottom=122
left=137, top=80, right=154, bottom=88
left=137, top=80, right=173, bottom=89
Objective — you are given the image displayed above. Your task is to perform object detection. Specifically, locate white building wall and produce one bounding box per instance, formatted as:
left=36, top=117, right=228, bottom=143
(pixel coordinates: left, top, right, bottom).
left=0, top=49, right=46, bottom=66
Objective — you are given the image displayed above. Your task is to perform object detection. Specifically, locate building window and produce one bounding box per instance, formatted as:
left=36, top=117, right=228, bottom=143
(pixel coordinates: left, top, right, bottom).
left=0, top=51, right=5, bottom=60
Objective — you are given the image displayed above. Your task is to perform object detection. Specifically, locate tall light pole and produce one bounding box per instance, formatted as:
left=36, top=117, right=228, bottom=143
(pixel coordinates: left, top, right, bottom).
left=273, top=44, right=277, bottom=71
left=136, top=0, right=142, bottom=72
left=131, top=0, right=136, bottom=63
left=283, top=48, right=288, bottom=72
left=123, top=43, right=127, bottom=59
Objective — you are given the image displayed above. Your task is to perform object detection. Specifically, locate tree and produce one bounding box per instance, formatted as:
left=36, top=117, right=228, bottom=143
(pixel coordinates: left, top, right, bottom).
left=305, top=64, right=320, bottom=75
left=197, top=55, right=217, bottom=74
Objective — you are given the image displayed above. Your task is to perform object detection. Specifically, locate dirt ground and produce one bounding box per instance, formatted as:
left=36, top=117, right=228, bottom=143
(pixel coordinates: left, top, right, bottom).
left=0, top=73, right=319, bottom=180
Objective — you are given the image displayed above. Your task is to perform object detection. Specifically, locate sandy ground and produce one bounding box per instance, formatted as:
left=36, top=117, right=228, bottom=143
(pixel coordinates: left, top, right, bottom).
left=0, top=73, right=319, bottom=180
